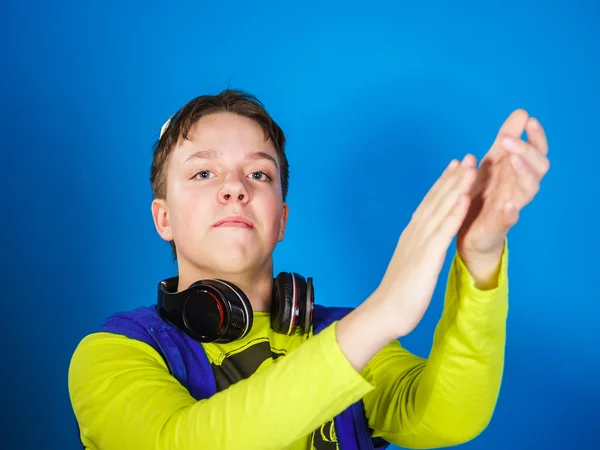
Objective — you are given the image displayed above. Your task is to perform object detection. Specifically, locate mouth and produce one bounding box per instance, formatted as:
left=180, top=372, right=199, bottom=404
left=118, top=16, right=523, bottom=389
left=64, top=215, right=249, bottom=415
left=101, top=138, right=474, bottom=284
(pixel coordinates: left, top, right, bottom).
left=213, top=215, right=255, bottom=228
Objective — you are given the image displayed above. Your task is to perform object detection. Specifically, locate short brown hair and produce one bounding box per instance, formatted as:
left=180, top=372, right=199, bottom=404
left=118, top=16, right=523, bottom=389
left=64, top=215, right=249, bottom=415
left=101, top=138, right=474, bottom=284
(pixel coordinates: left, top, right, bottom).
left=150, top=89, right=289, bottom=258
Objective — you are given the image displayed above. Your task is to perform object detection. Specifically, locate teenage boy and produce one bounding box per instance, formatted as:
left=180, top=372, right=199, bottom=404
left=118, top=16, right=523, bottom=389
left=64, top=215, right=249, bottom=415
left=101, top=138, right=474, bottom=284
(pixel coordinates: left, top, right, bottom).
left=68, top=90, right=549, bottom=450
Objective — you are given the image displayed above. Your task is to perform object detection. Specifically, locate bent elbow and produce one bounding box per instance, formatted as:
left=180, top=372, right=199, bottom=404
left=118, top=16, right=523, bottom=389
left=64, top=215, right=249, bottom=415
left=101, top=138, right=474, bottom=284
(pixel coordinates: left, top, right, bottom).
left=439, top=414, right=493, bottom=446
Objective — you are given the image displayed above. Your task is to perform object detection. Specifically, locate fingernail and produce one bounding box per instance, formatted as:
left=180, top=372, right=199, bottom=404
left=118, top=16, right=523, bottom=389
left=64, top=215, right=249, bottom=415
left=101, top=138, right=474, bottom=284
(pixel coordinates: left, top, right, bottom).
left=502, top=136, right=517, bottom=149
left=529, top=118, right=539, bottom=129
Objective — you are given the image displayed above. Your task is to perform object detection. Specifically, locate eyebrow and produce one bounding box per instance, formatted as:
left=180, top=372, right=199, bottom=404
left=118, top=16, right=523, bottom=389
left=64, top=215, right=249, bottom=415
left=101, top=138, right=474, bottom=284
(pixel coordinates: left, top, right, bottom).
left=247, top=151, right=279, bottom=169
left=185, top=149, right=279, bottom=169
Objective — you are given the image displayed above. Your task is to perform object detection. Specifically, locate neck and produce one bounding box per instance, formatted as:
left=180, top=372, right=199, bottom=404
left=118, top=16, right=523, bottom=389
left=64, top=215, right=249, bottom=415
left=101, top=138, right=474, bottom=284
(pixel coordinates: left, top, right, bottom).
left=175, top=258, right=274, bottom=313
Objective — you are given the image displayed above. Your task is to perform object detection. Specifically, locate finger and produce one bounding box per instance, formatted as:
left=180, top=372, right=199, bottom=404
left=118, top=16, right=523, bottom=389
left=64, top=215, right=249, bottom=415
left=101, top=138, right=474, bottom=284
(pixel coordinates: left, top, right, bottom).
left=413, top=158, right=459, bottom=218
left=501, top=136, right=550, bottom=177
left=416, top=155, right=470, bottom=217
left=434, top=193, right=471, bottom=248
left=424, top=164, right=476, bottom=235
left=485, top=194, right=520, bottom=240
left=489, top=109, right=529, bottom=158
left=526, top=117, right=549, bottom=156
left=510, top=154, right=541, bottom=197
left=497, top=108, right=529, bottom=139
left=436, top=163, right=477, bottom=216
left=461, top=153, right=477, bottom=169
left=426, top=157, right=475, bottom=217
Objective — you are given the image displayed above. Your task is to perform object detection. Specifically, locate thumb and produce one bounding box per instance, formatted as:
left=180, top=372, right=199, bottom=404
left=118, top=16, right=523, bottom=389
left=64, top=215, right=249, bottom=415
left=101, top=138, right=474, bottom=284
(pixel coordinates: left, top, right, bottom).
left=497, top=108, right=529, bottom=139
left=501, top=200, right=520, bottom=231
left=488, top=108, right=529, bottom=157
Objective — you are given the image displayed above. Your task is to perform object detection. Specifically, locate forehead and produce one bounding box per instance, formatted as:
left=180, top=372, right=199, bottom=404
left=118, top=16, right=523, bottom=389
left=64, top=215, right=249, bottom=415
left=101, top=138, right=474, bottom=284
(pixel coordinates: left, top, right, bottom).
left=184, top=112, right=274, bottom=154
left=166, top=112, right=280, bottom=180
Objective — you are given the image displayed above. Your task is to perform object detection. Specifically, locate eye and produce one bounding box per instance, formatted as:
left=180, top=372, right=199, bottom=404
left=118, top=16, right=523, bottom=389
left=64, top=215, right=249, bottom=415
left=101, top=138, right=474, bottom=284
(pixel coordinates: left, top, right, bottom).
left=249, top=171, right=272, bottom=181
left=193, top=170, right=214, bottom=180
left=250, top=172, right=271, bottom=181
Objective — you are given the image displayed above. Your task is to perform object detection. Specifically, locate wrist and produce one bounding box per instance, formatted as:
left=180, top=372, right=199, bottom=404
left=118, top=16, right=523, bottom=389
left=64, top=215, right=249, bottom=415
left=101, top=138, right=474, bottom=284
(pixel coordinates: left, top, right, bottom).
left=361, top=288, right=417, bottom=339
left=457, top=244, right=505, bottom=290
left=335, top=291, right=403, bottom=372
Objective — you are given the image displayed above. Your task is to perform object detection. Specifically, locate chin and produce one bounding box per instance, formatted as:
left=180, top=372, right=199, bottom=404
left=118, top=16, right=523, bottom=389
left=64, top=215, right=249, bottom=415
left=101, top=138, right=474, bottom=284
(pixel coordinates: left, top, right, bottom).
left=213, top=257, right=257, bottom=276
left=178, top=237, right=274, bottom=278
left=194, top=249, right=266, bottom=278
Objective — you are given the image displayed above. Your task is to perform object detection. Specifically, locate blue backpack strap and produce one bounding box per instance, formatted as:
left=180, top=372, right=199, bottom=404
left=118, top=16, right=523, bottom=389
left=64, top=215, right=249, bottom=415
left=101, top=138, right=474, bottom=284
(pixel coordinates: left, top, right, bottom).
left=354, top=401, right=391, bottom=450
left=312, top=304, right=354, bottom=333
left=98, top=306, right=217, bottom=399
left=99, top=306, right=187, bottom=384
left=333, top=401, right=390, bottom=450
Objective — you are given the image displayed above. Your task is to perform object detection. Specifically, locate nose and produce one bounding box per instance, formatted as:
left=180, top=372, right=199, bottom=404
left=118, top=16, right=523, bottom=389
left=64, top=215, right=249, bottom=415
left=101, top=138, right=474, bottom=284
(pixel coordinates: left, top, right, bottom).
left=218, top=175, right=250, bottom=204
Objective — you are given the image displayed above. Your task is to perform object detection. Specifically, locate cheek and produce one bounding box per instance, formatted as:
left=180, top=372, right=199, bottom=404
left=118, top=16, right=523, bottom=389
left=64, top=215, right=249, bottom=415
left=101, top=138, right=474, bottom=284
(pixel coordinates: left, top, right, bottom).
left=170, top=187, right=212, bottom=234
left=261, top=198, right=284, bottom=233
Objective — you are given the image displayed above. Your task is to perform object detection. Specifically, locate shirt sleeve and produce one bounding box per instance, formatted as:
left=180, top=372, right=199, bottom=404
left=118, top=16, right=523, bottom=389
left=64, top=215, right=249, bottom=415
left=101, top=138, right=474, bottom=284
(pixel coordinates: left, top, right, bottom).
left=360, top=241, right=509, bottom=448
left=68, top=319, right=374, bottom=450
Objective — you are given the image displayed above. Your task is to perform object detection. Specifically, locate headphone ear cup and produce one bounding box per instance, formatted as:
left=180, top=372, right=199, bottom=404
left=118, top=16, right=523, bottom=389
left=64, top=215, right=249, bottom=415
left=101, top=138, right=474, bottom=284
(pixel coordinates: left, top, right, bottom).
left=190, top=279, right=253, bottom=342
left=271, top=272, right=296, bottom=335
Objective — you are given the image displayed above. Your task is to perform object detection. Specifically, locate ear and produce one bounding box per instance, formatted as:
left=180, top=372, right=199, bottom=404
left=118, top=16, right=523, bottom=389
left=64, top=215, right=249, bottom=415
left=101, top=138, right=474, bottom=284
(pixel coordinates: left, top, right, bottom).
left=277, top=202, right=289, bottom=242
left=151, top=198, right=173, bottom=242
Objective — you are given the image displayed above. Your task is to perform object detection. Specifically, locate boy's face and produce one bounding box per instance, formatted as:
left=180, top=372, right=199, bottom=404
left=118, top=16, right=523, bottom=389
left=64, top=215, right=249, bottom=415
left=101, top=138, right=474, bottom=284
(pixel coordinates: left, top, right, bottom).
left=151, top=112, right=288, bottom=285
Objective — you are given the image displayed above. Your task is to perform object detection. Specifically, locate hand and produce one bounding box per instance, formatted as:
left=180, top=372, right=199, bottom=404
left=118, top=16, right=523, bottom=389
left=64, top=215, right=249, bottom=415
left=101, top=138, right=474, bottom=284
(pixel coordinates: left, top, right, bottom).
left=456, top=109, right=550, bottom=285
left=370, top=156, right=477, bottom=338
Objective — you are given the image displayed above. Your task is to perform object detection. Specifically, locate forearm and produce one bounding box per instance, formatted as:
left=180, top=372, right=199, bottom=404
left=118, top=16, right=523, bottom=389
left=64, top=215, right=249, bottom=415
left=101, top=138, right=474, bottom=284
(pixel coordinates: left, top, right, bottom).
left=362, top=245, right=509, bottom=448
left=408, top=248, right=509, bottom=445
left=69, top=325, right=374, bottom=450
left=336, top=293, right=401, bottom=371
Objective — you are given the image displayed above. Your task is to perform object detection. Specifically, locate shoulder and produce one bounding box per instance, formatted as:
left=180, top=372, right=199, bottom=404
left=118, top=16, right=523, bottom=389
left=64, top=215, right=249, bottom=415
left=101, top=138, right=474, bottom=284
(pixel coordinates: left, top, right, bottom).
left=69, top=306, right=170, bottom=374
left=70, top=305, right=170, bottom=369
left=68, top=332, right=170, bottom=413
left=69, top=331, right=167, bottom=374
left=100, top=304, right=164, bottom=330
left=96, top=305, right=172, bottom=349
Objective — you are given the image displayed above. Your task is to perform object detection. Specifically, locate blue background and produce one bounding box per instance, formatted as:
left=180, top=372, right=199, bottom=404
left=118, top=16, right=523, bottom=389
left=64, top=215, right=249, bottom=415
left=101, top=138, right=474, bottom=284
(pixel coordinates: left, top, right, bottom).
left=2, top=0, right=598, bottom=448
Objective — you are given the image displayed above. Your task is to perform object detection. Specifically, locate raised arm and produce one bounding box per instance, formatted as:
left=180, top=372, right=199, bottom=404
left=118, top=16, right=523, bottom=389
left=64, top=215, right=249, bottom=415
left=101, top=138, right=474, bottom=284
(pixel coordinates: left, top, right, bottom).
left=360, top=243, right=509, bottom=448
left=359, top=108, right=549, bottom=448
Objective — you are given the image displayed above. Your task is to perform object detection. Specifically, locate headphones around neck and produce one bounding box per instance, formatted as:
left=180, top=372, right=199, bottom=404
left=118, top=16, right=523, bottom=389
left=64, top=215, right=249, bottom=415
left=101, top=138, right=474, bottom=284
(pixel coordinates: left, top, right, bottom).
left=157, top=272, right=314, bottom=343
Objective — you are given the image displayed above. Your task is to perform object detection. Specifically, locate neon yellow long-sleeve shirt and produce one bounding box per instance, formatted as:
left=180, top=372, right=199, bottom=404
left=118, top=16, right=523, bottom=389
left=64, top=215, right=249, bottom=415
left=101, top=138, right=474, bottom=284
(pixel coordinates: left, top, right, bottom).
left=68, top=247, right=508, bottom=450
